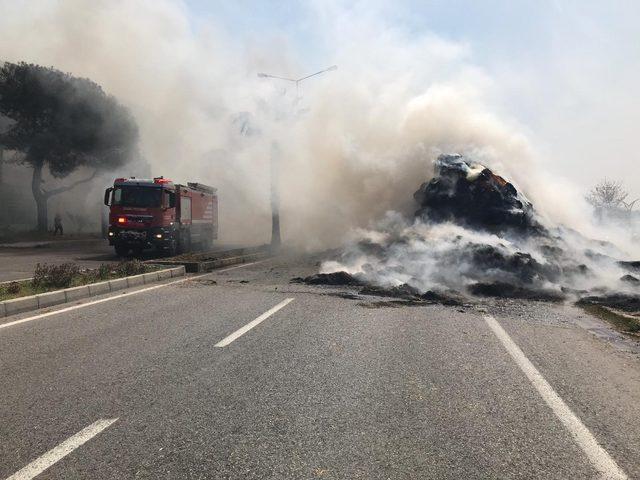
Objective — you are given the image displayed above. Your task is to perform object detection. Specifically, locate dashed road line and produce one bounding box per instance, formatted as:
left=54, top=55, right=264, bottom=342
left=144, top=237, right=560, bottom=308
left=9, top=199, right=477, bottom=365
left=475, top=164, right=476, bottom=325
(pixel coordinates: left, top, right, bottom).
left=215, top=298, right=294, bottom=347
left=5, top=418, right=118, bottom=480
left=484, top=314, right=628, bottom=480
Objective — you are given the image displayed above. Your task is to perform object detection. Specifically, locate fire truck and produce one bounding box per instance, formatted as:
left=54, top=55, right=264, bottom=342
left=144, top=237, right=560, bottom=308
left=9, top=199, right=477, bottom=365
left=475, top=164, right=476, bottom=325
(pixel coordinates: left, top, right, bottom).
left=104, top=177, right=218, bottom=256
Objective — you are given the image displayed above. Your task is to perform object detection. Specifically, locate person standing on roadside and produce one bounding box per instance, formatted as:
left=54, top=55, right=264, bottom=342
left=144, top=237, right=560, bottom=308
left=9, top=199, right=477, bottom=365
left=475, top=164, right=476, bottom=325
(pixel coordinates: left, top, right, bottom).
left=53, top=212, right=63, bottom=235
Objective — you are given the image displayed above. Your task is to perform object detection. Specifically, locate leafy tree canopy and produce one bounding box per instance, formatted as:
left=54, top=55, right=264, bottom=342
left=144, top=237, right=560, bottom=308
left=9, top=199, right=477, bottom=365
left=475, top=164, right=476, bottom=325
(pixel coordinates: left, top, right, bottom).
left=0, top=61, right=138, bottom=176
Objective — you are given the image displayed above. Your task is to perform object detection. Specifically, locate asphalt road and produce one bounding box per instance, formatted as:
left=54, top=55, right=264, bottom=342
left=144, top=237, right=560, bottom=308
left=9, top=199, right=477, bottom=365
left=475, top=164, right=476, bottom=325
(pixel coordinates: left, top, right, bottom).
left=1, top=254, right=639, bottom=479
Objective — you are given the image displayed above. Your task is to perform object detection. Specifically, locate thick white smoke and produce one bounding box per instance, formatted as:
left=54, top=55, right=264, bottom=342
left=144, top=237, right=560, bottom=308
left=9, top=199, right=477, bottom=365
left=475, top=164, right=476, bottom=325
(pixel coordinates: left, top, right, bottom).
left=0, top=0, right=635, bottom=253
left=320, top=209, right=639, bottom=298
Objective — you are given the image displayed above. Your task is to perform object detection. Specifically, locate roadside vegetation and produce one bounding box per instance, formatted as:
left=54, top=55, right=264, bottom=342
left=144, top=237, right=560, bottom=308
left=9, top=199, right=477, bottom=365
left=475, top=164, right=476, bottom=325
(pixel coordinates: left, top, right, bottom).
left=0, top=61, right=139, bottom=232
left=0, top=260, right=154, bottom=301
left=578, top=304, right=640, bottom=337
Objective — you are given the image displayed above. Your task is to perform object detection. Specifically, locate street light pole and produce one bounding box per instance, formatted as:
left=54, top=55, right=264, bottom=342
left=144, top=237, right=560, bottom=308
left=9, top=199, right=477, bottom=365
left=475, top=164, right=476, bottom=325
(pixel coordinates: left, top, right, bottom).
left=258, top=65, right=337, bottom=103
left=257, top=65, right=337, bottom=250
left=269, top=142, right=281, bottom=248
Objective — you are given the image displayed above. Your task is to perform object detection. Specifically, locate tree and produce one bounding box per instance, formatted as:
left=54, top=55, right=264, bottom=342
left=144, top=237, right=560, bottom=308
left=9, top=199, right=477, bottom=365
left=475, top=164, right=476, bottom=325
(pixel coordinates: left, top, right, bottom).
left=0, top=62, right=138, bottom=231
left=0, top=114, right=11, bottom=192
left=586, top=179, right=638, bottom=211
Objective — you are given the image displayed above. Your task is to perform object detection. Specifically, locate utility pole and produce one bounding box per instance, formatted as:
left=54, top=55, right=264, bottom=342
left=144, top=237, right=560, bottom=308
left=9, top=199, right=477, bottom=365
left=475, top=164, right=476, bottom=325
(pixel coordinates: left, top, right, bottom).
left=0, top=147, right=4, bottom=224
left=270, top=142, right=281, bottom=248
left=257, top=65, right=337, bottom=250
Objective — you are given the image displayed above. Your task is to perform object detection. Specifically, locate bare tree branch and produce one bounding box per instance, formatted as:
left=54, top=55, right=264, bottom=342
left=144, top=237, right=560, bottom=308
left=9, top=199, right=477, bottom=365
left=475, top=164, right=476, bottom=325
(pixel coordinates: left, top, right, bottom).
left=622, top=199, right=639, bottom=211
left=43, top=169, right=98, bottom=198
left=586, top=179, right=631, bottom=209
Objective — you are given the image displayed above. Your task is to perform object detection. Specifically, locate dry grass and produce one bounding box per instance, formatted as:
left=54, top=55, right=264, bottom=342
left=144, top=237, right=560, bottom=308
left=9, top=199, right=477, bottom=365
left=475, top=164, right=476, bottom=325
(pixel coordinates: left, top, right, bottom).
left=0, top=260, right=159, bottom=301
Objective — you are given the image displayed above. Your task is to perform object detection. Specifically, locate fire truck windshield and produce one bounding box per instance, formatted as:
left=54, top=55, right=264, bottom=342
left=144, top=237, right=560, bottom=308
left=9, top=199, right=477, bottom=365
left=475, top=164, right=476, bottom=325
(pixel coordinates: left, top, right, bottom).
left=112, top=186, right=162, bottom=208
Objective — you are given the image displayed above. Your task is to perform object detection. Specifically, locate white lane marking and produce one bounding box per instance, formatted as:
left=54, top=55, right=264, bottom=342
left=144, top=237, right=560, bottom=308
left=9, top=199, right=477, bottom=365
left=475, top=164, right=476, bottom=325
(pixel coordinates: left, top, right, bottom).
left=215, top=298, right=294, bottom=347
left=5, top=418, right=118, bottom=480
left=484, top=315, right=628, bottom=480
left=0, top=259, right=269, bottom=331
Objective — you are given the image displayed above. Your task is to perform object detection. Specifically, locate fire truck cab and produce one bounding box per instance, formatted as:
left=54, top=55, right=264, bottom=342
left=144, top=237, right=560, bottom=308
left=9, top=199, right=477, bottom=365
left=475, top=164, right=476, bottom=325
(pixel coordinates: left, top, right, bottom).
left=104, top=177, right=218, bottom=257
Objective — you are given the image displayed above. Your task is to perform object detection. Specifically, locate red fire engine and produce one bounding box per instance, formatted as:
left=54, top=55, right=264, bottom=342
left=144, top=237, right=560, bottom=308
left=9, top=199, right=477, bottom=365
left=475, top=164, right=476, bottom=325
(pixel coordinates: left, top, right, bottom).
left=104, top=177, right=218, bottom=256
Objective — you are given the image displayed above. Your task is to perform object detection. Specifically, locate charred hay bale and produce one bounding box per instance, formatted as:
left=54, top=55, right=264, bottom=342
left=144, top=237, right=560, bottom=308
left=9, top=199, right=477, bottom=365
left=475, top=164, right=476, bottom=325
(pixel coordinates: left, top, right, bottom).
left=618, top=261, right=640, bottom=273
left=414, top=154, right=546, bottom=236
left=621, top=274, right=640, bottom=284
left=437, top=242, right=561, bottom=286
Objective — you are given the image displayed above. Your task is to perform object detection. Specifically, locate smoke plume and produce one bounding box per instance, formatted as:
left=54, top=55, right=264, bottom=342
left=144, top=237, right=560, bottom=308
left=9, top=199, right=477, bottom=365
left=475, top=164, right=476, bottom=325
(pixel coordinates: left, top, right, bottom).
left=319, top=155, right=639, bottom=300
left=0, top=0, right=636, bottom=253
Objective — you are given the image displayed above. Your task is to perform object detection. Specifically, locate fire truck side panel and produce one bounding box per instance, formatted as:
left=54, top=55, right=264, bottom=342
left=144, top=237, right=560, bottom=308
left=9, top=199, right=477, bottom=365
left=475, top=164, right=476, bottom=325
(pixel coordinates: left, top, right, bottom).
left=105, top=177, right=217, bottom=256
left=176, top=184, right=218, bottom=250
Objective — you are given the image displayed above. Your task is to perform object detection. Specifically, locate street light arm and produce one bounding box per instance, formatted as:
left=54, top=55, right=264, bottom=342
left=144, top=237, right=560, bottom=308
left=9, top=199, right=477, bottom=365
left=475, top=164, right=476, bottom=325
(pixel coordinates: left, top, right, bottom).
left=296, top=65, right=338, bottom=83
left=257, top=73, right=297, bottom=82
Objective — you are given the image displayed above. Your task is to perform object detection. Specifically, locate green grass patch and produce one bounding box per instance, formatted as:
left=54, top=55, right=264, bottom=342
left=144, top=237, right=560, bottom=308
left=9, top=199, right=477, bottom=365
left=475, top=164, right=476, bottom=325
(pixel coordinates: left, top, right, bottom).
left=0, top=260, right=161, bottom=301
left=579, top=304, right=640, bottom=335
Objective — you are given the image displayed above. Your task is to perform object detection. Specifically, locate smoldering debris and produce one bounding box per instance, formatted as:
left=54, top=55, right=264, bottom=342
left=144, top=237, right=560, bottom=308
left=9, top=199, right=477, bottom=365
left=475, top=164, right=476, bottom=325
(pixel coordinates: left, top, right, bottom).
left=468, top=282, right=564, bottom=302
left=621, top=274, right=640, bottom=284
left=291, top=271, right=366, bottom=286
left=314, top=153, right=640, bottom=307
left=618, top=261, right=640, bottom=273
left=360, top=284, right=463, bottom=306
left=293, top=272, right=463, bottom=306
left=414, top=154, right=546, bottom=236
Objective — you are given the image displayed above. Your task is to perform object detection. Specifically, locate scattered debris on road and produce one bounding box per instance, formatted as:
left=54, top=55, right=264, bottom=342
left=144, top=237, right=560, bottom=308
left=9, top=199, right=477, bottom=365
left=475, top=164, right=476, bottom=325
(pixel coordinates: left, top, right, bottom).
left=292, top=271, right=365, bottom=286
left=292, top=273, right=464, bottom=306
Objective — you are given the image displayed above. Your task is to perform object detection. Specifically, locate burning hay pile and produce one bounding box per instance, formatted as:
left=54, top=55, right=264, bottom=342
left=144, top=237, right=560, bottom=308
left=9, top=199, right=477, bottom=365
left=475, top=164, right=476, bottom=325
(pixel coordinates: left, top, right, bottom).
left=413, top=154, right=545, bottom=236
left=298, top=154, right=640, bottom=308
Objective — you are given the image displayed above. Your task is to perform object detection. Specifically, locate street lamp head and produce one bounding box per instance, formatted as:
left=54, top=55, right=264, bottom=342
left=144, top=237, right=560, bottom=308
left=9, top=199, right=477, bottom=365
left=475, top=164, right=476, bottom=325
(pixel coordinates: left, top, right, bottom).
left=327, top=65, right=338, bottom=71
left=257, top=73, right=268, bottom=78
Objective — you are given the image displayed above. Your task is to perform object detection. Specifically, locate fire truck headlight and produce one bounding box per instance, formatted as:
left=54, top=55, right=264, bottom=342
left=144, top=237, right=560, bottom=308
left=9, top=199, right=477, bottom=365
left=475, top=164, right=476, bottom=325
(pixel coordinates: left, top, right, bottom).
left=108, top=232, right=114, bottom=237
left=155, top=233, right=163, bottom=239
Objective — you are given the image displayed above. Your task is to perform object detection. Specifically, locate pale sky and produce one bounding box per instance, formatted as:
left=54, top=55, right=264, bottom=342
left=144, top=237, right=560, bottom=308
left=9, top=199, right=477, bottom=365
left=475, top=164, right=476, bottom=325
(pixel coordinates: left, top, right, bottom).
left=185, top=0, right=640, bottom=196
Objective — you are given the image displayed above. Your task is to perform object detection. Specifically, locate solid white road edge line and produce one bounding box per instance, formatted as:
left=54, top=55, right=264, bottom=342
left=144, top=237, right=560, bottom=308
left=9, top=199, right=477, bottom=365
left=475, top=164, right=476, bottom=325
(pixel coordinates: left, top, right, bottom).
left=215, top=298, right=294, bottom=347
left=483, top=314, right=628, bottom=480
left=0, top=259, right=269, bottom=331
left=5, top=418, right=118, bottom=480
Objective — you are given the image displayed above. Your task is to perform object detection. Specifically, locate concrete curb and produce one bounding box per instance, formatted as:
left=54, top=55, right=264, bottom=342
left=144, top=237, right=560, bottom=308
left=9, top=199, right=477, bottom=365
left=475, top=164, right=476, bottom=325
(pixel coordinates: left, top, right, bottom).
left=152, top=245, right=270, bottom=273
left=0, top=266, right=185, bottom=318
left=192, top=252, right=267, bottom=273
